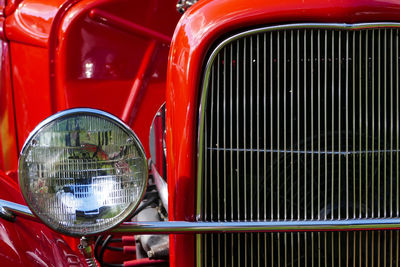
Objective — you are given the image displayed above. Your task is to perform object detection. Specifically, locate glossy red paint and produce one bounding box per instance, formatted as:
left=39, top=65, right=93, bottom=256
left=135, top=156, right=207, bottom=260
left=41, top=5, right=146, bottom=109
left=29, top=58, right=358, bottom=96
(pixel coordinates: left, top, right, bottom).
left=10, top=42, right=53, bottom=150
left=121, top=40, right=157, bottom=124
left=5, top=0, right=64, bottom=47
left=5, top=0, right=23, bottom=16
left=4, top=0, right=180, bottom=160
left=0, top=0, right=6, bottom=40
left=167, top=0, right=400, bottom=265
left=89, top=9, right=172, bottom=45
left=0, top=171, right=86, bottom=266
left=51, top=0, right=180, bottom=158
left=2, top=0, right=180, bottom=265
left=0, top=40, right=18, bottom=173
left=4, top=1, right=65, bottom=160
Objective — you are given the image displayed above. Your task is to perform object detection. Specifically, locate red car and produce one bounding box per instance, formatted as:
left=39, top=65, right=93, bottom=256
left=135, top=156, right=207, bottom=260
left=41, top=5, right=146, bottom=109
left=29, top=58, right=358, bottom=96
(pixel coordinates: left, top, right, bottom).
left=1, top=0, right=400, bottom=266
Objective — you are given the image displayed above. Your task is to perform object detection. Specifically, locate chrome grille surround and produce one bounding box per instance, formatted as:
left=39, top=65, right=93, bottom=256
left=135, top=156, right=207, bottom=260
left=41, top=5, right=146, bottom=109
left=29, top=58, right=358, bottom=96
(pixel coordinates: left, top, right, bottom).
left=197, top=23, right=400, bottom=266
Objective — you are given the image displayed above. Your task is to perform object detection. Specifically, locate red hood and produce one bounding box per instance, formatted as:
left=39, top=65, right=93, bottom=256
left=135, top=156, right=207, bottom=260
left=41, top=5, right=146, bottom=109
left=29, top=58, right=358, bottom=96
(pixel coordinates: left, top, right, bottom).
left=174, top=0, right=400, bottom=67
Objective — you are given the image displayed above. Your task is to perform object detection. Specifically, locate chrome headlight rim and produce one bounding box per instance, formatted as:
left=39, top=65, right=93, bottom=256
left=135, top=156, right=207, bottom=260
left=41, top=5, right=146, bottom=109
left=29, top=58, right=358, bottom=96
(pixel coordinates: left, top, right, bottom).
left=18, top=108, right=148, bottom=237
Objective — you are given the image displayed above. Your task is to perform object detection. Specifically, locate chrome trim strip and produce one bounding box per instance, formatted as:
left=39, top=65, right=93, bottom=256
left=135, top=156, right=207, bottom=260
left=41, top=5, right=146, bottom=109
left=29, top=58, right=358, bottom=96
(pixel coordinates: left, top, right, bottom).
left=0, top=199, right=39, bottom=222
left=3, top=199, right=400, bottom=234
left=151, top=162, right=168, bottom=211
left=196, top=22, right=400, bottom=221
left=112, top=219, right=400, bottom=234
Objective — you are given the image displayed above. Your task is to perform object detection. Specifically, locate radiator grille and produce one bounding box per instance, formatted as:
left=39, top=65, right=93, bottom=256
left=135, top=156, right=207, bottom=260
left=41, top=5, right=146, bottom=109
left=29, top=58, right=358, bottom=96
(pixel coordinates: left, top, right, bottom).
left=201, top=231, right=400, bottom=266
left=197, top=24, right=400, bottom=266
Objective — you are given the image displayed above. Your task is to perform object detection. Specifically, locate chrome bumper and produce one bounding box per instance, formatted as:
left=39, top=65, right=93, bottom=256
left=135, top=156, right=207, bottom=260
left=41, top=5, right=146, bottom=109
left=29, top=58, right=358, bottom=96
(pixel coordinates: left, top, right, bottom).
left=1, top=199, right=400, bottom=234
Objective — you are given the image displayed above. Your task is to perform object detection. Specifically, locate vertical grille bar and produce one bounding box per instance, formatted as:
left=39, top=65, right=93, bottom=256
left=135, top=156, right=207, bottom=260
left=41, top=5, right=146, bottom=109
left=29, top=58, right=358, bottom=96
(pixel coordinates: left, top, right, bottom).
left=257, top=34, right=260, bottom=222
left=277, top=32, right=280, bottom=221
left=210, top=65, right=214, bottom=222
left=222, top=46, right=227, bottom=266
left=216, top=53, right=221, bottom=222
left=331, top=29, right=335, bottom=221
left=365, top=30, right=369, bottom=219
left=371, top=30, right=375, bottom=218
left=345, top=30, right=349, bottom=220
left=223, top=47, right=227, bottom=222
left=372, top=29, right=375, bottom=218
left=216, top=52, right=221, bottom=267
left=243, top=37, right=247, bottom=265
left=284, top=31, right=287, bottom=221
left=283, top=31, right=287, bottom=221
left=264, top=32, right=267, bottom=267
left=353, top=30, right=360, bottom=221
left=378, top=29, right=381, bottom=218
left=304, top=29, right=307, bottom=220
left=311, top=29, right=314, bottom=221
left=250, top=36, right=254, bottom=224
left=264, top=33, right=267, bottom=221
left=324, top=29, right=328, bottom=220
left=243, top=38, right=247, bottom=222
left=391, top=29, right=394, bottom=218
left=270, top=32, right=274, bottom=221
left=209, top=64, right=215, bottom=266
left=297, top=30, right=301, bottom=221
left=290, top=30, right=294, bottom=221
left=236, top=39, right=241, bottom=267
left=384, top=29, right=387, bottom=218
left=204, top=100, right=208, bottom=221
left=230, top=43, right=233, bottom=222
left=317, top=29, right=321, bottom=221
left=397, top=29, right=399, bottom=218
left=338, top=30, right=342, bottom=220
left=236, top=39, right=240, bottom=221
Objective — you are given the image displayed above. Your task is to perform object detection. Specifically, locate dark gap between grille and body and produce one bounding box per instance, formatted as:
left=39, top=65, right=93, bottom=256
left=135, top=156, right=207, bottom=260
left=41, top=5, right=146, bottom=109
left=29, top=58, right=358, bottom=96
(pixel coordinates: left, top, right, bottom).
left=198, top=25, right=400, bottom=266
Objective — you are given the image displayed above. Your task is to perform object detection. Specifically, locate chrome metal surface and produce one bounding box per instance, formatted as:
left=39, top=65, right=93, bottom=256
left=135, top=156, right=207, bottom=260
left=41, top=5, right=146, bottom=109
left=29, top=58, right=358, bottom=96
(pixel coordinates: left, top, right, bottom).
left=159, top=225, right=391, bottom=265
left=4, top=197, right=400, bottom=235
left=18, top=108, right=148, bottom=236
left=112, top=219, right=400, bottom=234
left=197, top=23, right=400, bottom=266
left=149, top=103, right=166, bottom=175
left=0, top=199, right=39, bottom=222
left=151, top=163, right=168, bottom=211
left=21, top=108, right=147, bottom=170
left=198, top=22, right=400, bottom=220
left=176, top=0, right=198, bottom=13
left=0, top=206, right=15, bottom=222
left=78, top=237, right=98, bottom=267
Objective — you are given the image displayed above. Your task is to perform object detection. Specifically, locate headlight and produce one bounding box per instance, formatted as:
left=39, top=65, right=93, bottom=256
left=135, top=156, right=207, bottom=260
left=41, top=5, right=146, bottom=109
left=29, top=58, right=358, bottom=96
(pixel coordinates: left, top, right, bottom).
left=18, top=108, right=148, bottom=236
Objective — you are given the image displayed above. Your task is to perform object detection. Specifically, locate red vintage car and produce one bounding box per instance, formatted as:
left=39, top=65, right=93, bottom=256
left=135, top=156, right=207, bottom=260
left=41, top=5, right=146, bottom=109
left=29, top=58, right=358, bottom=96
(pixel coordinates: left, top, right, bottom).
left=1, top=0, right=400, bottom=266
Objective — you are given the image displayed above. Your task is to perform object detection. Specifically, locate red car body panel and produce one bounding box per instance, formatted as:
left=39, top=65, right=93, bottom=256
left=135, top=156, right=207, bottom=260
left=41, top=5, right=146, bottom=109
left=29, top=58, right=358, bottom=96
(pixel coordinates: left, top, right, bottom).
left=1, top=0, right=400, bottom=265
left=0, top=0, right=180, bottom=265
left=3, top=0, right=180, bottom=161
left=53, top=0, right=179, bottom=158
left=167, top=0, right=400, bottom=266
left=0, top=170, right=87, bottom=266
left=0, top=40, right=19, bottom=172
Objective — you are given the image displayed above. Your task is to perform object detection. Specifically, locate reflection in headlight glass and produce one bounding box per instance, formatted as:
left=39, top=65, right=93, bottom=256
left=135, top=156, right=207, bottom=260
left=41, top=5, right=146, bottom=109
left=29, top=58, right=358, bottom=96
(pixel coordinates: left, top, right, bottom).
left=19, top=112, right=147, bottom=236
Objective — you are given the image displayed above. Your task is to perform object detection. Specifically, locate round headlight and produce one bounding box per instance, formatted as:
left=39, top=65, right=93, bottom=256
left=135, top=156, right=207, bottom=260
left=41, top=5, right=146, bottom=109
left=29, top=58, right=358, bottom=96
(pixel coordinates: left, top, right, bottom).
left=18, top=108, right=148, bottom=236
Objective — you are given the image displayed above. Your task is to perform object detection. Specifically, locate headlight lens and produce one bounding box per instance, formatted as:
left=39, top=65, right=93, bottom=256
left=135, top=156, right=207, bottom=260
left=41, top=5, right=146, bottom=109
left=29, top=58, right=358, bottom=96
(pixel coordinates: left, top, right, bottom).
left=18, top=108, right=147, bottom=236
